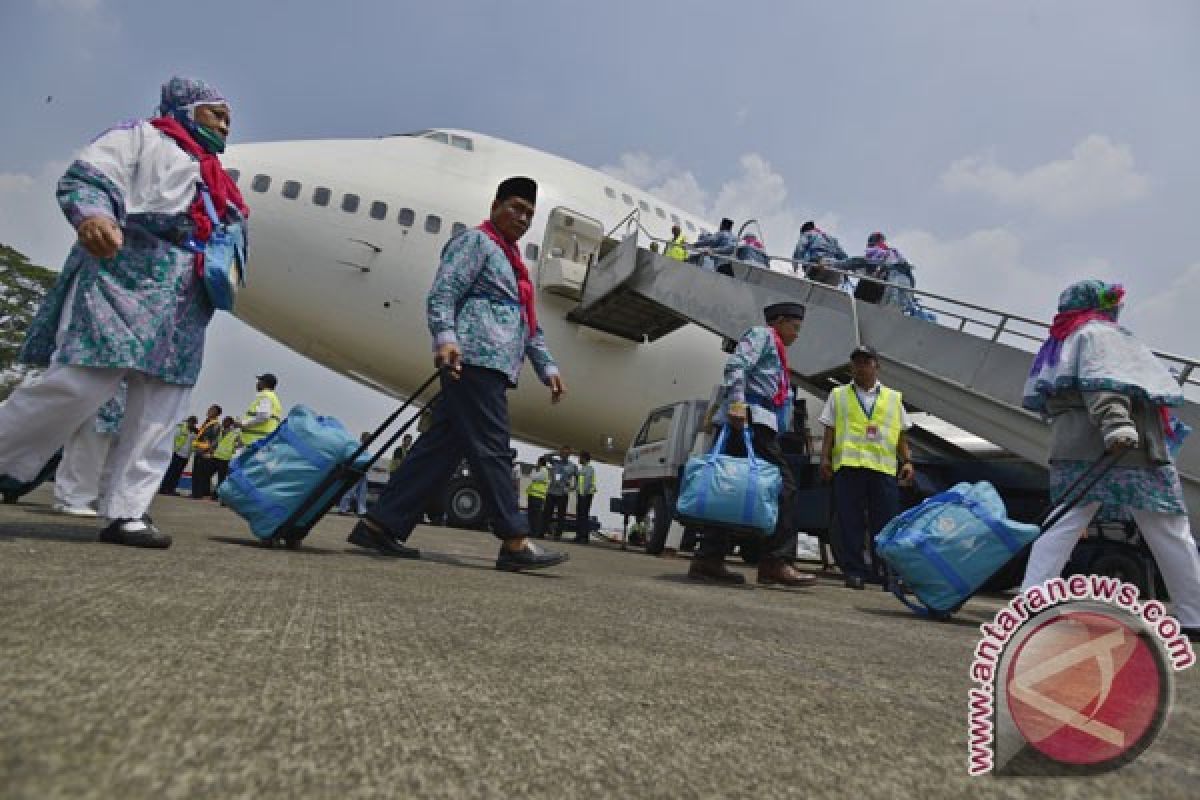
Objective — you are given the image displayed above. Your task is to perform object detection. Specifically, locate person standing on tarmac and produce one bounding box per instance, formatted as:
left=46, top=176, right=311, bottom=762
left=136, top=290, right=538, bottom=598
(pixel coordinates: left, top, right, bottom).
left=689, top=302, right=817, bottom=587
left=209, top=416, right=241, bottom=498
left=526, top=456, right=549, bottom=538
left=53, top=388, right=125, bottom=516
left=159, top=416, right=198, bottom=496
left=819, top=345, right=914, bottom=589
left=347, top=175, right=569, bottom=572
left=574, top=451, right=597, bottom=544
left=544, top=444, right=578, bottom=539
left=0, top=76, right=246, bottom=548
left=238, top=373, right=281, bottom=445
left=189, top=404, right=223, bottom=499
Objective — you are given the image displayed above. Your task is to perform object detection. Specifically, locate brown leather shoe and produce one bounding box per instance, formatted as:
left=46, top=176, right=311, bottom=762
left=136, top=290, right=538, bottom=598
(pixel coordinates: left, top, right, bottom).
left=757, top=559, right=817, bottom=587
left=688, top=557, right=746, bottom=585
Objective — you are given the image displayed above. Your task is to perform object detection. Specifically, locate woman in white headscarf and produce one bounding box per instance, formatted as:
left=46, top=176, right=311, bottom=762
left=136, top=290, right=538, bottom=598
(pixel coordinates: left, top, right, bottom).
left=1020, top=279, right=1200, bottom=639
left=0, top=76, right=248, bottom=548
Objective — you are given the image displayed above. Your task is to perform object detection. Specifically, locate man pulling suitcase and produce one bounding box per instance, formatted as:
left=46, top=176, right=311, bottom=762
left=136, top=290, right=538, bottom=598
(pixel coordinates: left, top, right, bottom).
left=347, top=176, right=569, bottom=572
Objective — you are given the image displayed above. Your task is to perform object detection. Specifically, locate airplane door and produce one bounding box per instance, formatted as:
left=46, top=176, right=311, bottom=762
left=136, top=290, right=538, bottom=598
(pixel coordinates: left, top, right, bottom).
left=538, top=207, right=603, bottom=301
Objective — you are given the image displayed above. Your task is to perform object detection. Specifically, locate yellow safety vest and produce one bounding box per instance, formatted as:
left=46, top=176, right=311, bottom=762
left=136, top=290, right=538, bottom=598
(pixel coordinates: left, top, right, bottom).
left=666, top=233, right=688, bottom=261
left=527, top=469, right=549, bottom=500
left=577, top=466, right=597, bottom=495
left=242, top=389, right=282, bottom=444
left=172, top=423, right=191, bottom=453
left=214, top=429, right=241, bottom=461
left=830, top=384, right=903, bottom=475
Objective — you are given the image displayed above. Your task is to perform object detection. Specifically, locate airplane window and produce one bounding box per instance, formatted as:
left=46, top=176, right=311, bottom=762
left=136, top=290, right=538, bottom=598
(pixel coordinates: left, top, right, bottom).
left=685, top=221, right=696, bottom=232
left=281, top=180, right=301, bottom=199
left=369, top=201, right=387, bottom=220
left=671, top=213, right=681, bottom=225
left=398, top=208, right=415, bottom=226
left=525, top=243, right=539, bottom=261
left=428, top=132, right=450, bottom=144
left=251, top=174, right=271, bottom=193
left=451, top=222, right=467, bottom=237
left=621, top=193, right=633, bottom=206
left=639, top=200, right=650, bottom=212
left=604, top=187, right=616, bottom=199
left=450, top=135, right=473, bottom=151
left=655, top=207, right=666, bottom=219
left=312, top=187, right=331, bottom=206
left=227, top=168, right=240, bottom=183
left=342, top=193, right=360, bottom=213
left=425, top=215, right=441, bottom=234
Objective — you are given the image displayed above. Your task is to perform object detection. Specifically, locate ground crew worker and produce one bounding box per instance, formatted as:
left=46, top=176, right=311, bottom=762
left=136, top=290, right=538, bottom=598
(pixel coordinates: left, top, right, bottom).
left=665, top=225, right=688, bottom=261
left=688, top=301, right=817, bottom=587
left=238, top=372, right=281, bottom=445
left=543, top=444, right=578, bottom=539
left=526, top=456, right=549, bottom=537
left=574, top=451, right=597, bottom=544
left=210, top=416, right=241, bottom=497
left=819, top=345, right=914, bottom=589
left=189, top=404, right=223, bottom=498
left=158, top=415, right=198, bottom=495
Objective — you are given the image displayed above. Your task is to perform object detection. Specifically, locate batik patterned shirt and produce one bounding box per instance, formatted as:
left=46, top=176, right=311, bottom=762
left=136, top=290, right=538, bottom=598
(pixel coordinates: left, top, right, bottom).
left=19, top=120, right=243, bottom=385
left=718, top=326, right=790, bottom=431
left=427, top=229, right=558, bottom=387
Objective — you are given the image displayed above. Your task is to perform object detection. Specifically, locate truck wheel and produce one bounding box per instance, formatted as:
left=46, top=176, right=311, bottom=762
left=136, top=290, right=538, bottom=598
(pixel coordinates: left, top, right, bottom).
left=1088, top=548, right=1149, bottom=597
left=643, top=493, right=670, bottom=555
left=2, top=492, right=18, bottom=505
left=445, top=477, right=488, bottom=531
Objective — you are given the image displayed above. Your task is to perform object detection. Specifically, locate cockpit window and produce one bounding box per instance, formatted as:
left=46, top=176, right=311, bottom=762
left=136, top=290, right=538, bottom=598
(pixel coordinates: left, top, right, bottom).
left=428, top=131, right=450, bottom=144
left=450, top=135, right=473, bottom=151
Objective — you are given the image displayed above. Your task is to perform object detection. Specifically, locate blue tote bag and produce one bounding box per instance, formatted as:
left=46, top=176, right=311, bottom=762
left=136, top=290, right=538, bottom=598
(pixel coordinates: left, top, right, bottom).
left=193, top=183, right=246, bottom=312
left=218, top=405, right=369, bottom=539
left=675, top=427, right=782, bottom=535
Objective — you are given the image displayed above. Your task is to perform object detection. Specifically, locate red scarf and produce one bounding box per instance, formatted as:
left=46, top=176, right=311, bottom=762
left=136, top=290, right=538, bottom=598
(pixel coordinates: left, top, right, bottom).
left=149, top=116, right=248, bottom=270
left=478, top=220, right=538, bottom=337
left=770, top=326, right=791, bottom=408
left=1047, top=308, right=1115, bottom=342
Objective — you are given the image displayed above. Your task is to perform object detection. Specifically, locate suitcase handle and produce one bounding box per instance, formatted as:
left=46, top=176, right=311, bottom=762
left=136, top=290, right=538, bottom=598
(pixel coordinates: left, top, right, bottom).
left=1039, top=449, right=1126, bottom=531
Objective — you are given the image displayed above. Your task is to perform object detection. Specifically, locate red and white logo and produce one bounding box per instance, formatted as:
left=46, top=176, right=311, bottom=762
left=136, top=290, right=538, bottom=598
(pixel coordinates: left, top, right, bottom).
left=1005, top=609, right=1169, bottom=769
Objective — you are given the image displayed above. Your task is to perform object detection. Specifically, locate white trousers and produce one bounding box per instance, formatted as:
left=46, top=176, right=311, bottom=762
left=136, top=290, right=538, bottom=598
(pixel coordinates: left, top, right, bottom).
left=53, top=417, right=115, bottom=509
left=0, top=364, right=190, bottom=520
left=1022, top=501, right=1200, bottom=627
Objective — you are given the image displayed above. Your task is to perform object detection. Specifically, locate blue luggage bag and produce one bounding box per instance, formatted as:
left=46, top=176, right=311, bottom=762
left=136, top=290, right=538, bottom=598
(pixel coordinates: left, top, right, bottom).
left=875, top=453, right=1121, bottom=618
left=675, top=426, right=782, bottom=535
left=218, top=370, right=443, bottom=548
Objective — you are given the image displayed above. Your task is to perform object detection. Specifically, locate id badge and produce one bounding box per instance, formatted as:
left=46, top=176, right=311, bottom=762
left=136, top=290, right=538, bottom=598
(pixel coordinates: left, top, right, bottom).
left=865, top=424, right=882, bottom=442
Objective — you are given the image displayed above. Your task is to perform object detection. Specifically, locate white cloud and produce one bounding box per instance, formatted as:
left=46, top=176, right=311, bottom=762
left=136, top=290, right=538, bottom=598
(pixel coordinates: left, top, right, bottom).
left=940, top=134, right=1149, bottom=218
left=0, top=160, right=75, bottom=269
left=601, top=151, right=839, bottom=267
left=1122, top=262, right=1200, bottom=355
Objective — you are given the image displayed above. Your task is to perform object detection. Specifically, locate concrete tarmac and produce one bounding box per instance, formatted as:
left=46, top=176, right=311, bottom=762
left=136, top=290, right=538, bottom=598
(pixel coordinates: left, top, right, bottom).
left=2, top=489, right=1197, bottom=799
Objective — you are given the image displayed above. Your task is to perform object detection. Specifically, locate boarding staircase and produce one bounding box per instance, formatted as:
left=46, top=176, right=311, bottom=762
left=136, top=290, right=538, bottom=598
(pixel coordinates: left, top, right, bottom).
left=566, top=225, right=1200, bottom=531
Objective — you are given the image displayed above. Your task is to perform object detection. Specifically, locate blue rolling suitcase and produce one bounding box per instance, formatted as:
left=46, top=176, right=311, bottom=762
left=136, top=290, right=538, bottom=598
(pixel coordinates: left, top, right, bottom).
left=218, top=370, right=441, bottom=548
left=875, top=453, right=1121, bottom=619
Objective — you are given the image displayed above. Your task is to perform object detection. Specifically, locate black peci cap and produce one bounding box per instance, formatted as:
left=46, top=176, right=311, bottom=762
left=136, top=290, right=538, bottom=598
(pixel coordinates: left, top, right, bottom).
left=495, top=176, right=537, bottom=205
left=764, top=302, right=806, bottom=322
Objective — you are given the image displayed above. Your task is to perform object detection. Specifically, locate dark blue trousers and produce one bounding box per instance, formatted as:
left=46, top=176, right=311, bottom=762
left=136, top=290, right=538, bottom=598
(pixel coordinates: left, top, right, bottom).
left=834, top=466, right=899, bottom=579
left=368, top=366, right=526, bottom=541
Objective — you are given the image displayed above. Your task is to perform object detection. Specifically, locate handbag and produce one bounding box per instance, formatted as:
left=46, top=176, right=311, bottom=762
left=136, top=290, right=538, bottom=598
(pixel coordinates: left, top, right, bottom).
left=675, top=426, right=782, bottom=535
left=195, top=183, right=247, bottom=312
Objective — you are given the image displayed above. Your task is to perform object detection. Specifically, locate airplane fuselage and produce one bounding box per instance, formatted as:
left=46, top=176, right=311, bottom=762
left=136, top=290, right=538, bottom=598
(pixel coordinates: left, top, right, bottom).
left=223, top=130, right=728, bottom=459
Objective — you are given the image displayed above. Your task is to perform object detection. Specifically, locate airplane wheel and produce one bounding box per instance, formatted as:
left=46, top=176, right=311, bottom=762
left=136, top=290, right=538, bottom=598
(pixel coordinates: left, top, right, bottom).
left=445, top=477, right=488, bottom=531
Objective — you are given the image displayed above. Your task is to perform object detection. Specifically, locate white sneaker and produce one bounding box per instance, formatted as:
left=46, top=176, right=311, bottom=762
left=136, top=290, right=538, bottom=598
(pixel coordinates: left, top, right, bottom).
left=53, top=503, right=99, bottom=517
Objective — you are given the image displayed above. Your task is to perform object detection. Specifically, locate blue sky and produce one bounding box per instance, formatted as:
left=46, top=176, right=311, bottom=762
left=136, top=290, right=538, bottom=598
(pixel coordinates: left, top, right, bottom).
left=1, top=0, right=1198, bottom=520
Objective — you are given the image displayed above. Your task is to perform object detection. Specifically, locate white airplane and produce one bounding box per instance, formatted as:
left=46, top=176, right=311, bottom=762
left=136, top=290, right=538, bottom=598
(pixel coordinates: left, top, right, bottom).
left=223, top=128, right=728, bottom=460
